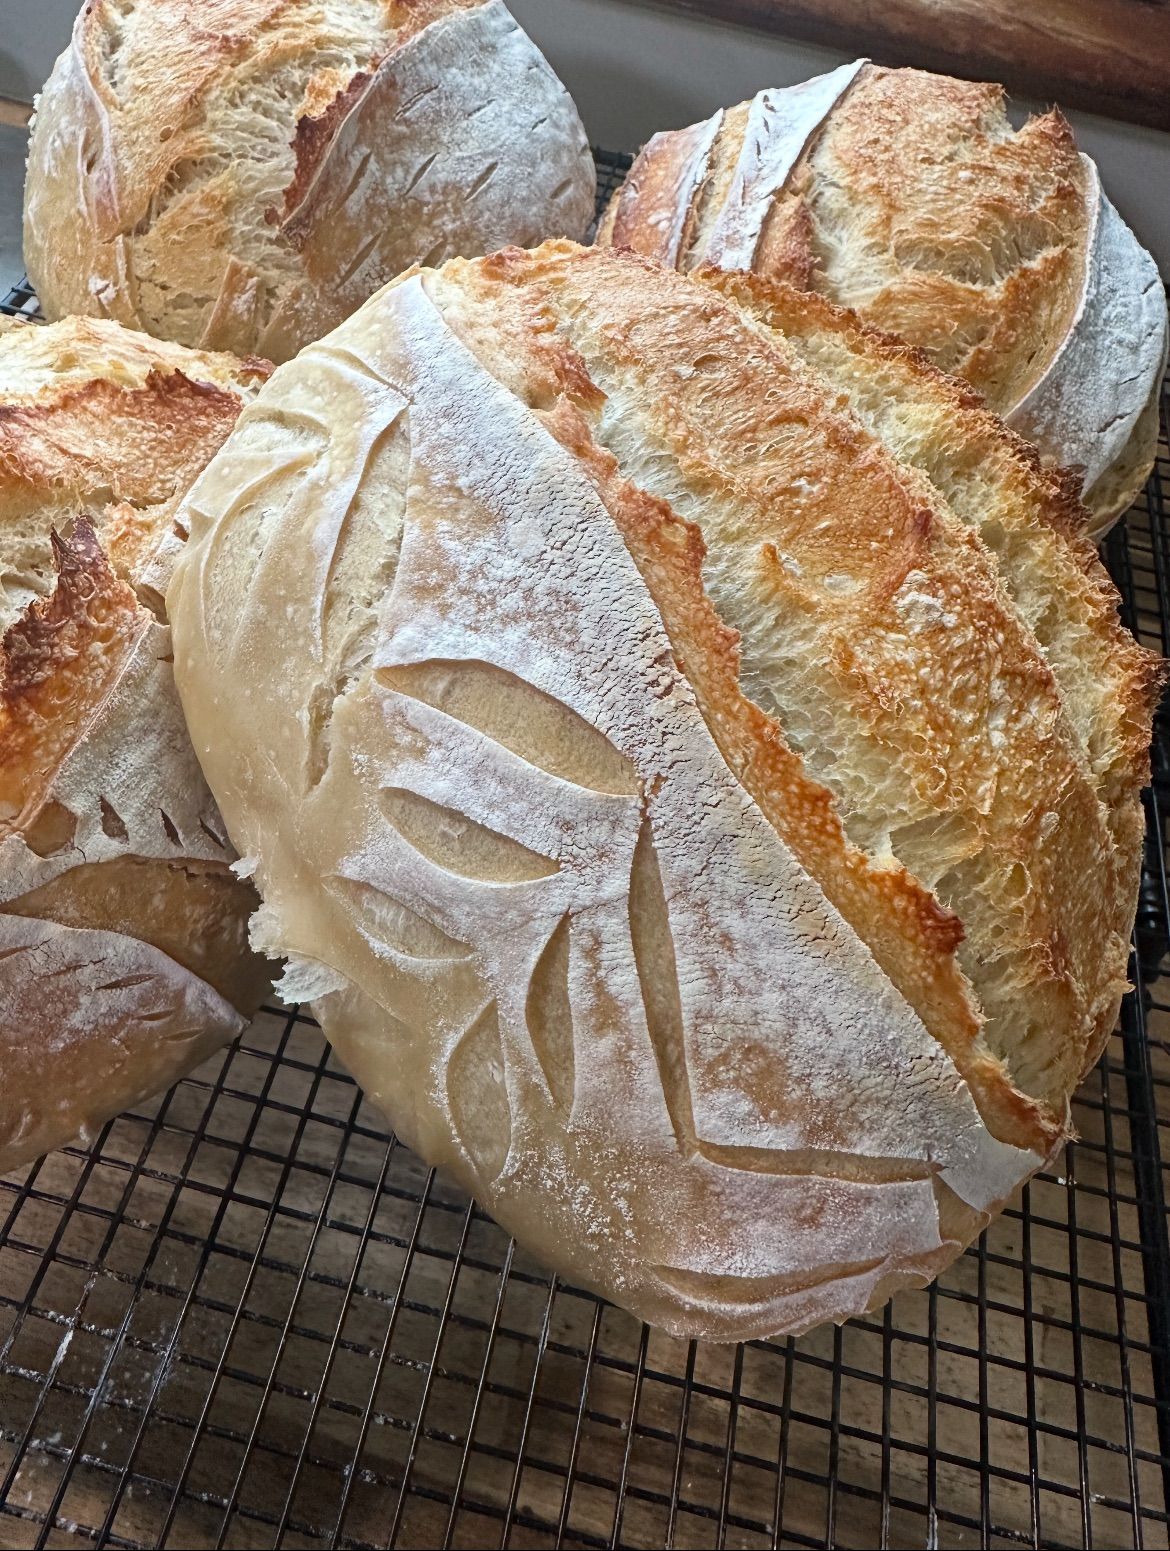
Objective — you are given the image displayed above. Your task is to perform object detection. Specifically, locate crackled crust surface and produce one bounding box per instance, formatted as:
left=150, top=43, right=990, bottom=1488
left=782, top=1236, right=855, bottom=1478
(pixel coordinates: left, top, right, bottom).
left=599, top=62, right=1167, bottom=534
left=168, top=243, right=1157, bottom=1341
left=25, top=0, right=595, bottom=362
left=0, top=316, right=271, bottom=1172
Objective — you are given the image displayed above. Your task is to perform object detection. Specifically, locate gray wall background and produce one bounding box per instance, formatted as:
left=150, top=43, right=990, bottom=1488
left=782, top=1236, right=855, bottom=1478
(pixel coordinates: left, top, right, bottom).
left=0, top=0, right=75, bottom=101
left=3, top=0, right=1168, bottom=271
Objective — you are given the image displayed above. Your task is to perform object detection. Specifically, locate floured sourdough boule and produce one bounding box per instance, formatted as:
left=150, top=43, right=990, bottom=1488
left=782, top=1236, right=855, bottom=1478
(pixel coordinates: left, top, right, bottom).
left=0, top=315, right=272, bottom=1172
left=169, top=241, right=1161, bottom=1341
left=598, top=61, right=1169, bottom=537
left=25, top=0, right=596, bottom=363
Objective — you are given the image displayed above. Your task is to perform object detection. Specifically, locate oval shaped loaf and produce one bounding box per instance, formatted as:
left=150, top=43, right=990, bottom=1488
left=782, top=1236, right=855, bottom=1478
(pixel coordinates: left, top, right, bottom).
left=0, top=315, right=272, bottom=1172
left=598, top=62, right=1169, bottom=538
left=25, top=0, right=596, bottom=364
left=168, top=242, right=1161, bottom=1341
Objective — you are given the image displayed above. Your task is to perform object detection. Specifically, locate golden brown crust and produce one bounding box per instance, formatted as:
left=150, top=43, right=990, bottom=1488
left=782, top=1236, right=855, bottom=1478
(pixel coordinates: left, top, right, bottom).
left=784, top=71, right=1087, bottom=405
left=26, top=0, right=594, bottom=362
left=0, top=368, right=247, bottom=515
left=540, top=391, right=1057, bottom=1156
left=0, top=523, right=144, bottom=835
left=173, top=237, right=1148, bottom=1340
left=756, top=197, right=819, bottom=292
left=0, top=315, right=272, bottom=1172
left=381, top=0, right=485, bottom=31
left=75, top=1, right=271, bottom=233
left=604, top=113, right=722, bottom=268
left=698, top=265, right=1164, bottom=793
left=695, top=262, right=1163, bottom=1084
left=597, top=64, right=1164, bottom=522
left=0, top=318, right=270, bottom=600
left=450, top=241, right=1143, bottom=1119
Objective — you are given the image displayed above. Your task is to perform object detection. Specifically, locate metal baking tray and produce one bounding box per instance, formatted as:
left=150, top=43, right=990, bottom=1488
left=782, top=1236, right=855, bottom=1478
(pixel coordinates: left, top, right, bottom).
left=2, top=149, right=1169, bottom=1550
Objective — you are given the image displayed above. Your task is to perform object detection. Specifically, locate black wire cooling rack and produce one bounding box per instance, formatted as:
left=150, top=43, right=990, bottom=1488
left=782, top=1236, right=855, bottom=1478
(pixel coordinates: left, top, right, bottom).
left=2, top=148, right=1170, bottom=1551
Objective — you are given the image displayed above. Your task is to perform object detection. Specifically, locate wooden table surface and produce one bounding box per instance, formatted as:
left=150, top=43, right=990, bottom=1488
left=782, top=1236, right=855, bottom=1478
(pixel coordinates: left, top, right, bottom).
left=634, top=0, right=1170, bottom=131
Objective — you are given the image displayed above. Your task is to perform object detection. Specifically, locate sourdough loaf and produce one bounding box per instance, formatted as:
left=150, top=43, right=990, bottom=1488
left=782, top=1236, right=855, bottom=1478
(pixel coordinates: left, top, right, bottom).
left=24, top=0, right=595, bottom=364
left=168, top=241, right=1160, bottom=1340
left=0, top=315, right=271, bottom=1172
left=598, top=62, right=1168, bottom=537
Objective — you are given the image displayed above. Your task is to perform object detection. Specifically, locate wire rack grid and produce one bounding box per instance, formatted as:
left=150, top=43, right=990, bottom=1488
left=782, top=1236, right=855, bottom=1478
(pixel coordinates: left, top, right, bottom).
left=1, top=148, right=1170, bottom=1551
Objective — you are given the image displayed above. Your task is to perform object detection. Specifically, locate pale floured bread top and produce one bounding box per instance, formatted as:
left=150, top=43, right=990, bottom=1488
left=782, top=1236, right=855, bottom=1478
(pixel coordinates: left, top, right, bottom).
left=25, top=0, right=596, bottom=362
left=1008, top=161, right=1168, bottom=515
left=0, top=315, right=271, bottom=1170
left=168, top=242, right=1159, bottom=1340
left=599, top=62, right=1168, bottom=533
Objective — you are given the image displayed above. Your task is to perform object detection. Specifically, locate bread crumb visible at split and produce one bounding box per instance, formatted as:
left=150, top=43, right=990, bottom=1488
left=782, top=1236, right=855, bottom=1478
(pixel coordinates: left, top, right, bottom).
left=598, top=61, right=1169, bottom=536
left=167, top=242, right=1161, bottom=1343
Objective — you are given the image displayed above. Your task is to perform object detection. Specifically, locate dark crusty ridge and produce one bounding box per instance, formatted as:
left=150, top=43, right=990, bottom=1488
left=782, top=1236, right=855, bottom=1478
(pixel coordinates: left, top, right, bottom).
left=768, top=66, right=1087, bottom=408
left=698, top=268, right=1164, bottom=1086
left=699, top=271, right=1160, bottom=865
left=26, top=0, right=595, bottom=363
left=600, top=64, right=1087, bottom=411
left=422, top=241, right=1157, bottom=1131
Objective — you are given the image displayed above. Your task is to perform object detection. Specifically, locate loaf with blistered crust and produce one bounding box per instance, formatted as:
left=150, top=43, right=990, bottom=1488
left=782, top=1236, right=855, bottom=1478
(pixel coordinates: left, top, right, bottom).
left=168, top=242, right=1161, bottom=1341
left=598, top=61, right=1168, bottom=537
left=24, top=0, right=595, bottom=364
left=0, top=315, right=272, bottom=1172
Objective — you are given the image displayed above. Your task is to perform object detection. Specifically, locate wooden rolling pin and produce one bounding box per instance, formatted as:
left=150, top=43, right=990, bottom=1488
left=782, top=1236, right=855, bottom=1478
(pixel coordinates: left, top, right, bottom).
left=644, top=0, right=1170, bottom=131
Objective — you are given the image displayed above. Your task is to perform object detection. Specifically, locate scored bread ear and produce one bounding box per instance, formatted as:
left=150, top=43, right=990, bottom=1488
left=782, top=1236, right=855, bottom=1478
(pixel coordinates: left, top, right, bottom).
left=602, top=109, right=725, bottom=266
left=171, top=248, right=1108, bottom=1342
left=596, top=63, right=1168, bottom=539
left=691, top=266, right=1163, bottom=801
left=600, top=61, right=866, bottom=274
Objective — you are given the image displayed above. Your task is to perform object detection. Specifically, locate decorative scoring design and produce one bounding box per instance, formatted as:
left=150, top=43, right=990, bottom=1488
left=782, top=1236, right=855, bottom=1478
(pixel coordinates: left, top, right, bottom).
left=0, top=154, right=1167, bottom=1550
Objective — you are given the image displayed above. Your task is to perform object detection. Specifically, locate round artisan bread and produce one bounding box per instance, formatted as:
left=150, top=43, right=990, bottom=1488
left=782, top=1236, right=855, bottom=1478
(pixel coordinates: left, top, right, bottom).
left=598, top=61, right=1169, bottom=538
left=168, top=242, right=1161, bottom=1341
left=24, top=0, right=595, bottom=364
left=0, top=315, right=273, bottom=1172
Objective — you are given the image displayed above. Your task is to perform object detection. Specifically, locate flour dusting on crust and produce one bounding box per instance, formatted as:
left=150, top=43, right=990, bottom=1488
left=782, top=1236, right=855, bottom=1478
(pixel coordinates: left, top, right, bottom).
left=1008, top=158, right=1170, bottom=515
left=161, top=252, right=1117, bottom=1342
left=702, top=62, right=866, bottom=271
